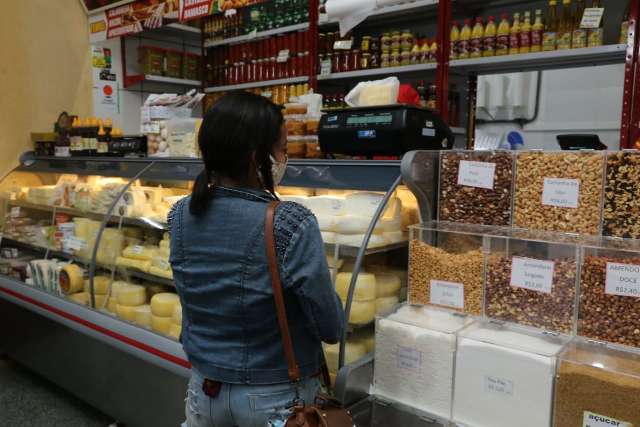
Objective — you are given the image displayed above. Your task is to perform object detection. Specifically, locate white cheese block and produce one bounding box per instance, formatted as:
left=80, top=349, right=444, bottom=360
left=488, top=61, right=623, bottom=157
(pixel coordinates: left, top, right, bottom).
left=349, top=301, right=376, bottom=325
left=151, top=293, right=180, bottom=317
left=376, top=296, right=400, bottom=315
left=116, top=284, right=147, bottom=307
left=324, top=341, right=368, bottom=374
left=316, top=214, right=339, bottom=232
left=375, top=273, right=402, bottom=298
left=336, top=272, right=377, bottom=302
left=344, top=192, right=384, bottom=218
left=335, top=215, right=371, bottom=235
left=383, top=231, right=405, bottom=244
left=116, top=304, right=138, bottom=321
left=280, top=195, right=309, bottom=207
left=378, top=216, right=403, bottom=233
left=83, top=276, right=111, bottom=295
left=306, top=196, right=346, bottom=216
left=336, top=234, right=387, bottom=248
left=151, top=315, right=172, bottom=335
left=134, top=305, right=152, bottom=327
left=172, top=304, right=182, bottom=325
left=321, top=232, right=337, bottom=244
left=168, top=324, right=181, bottom=340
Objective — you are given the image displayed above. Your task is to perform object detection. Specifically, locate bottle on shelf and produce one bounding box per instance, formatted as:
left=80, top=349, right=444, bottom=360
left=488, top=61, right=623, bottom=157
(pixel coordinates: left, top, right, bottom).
left=450, top=21, right=460, bottom=60
left=96, top=125, right=110, bottom=156
left=416, top=80, right=427, bottom=108
left=557, top=0, right=573, bottom=50
left=543, top=0, right=559, bottom=51
left=509, top=12, right=521, bottom=55
left=458, top=19, right=472, bottom=59
left=429, top=38, right=438, bottom=63
left=531, top=9, right=544, bottom=52
left=496, top=13, right=511, bottom=56
left=520, top=11, right=532, bottom=54
left=483, top=16, right=497, bottom=57
left=572, top=0, right=587, bottom=49
left=588, top=0, right=604, bottom=47
left=470, top=17, right=485, bottom=58
left=420, top=37, right=431, bottom=64
left=621, top=1, right=631, bottom=44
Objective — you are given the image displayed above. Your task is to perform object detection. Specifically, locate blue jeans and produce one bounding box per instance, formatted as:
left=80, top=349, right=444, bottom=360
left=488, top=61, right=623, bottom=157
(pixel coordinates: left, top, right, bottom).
left=183, top=369, right=321, bottom=427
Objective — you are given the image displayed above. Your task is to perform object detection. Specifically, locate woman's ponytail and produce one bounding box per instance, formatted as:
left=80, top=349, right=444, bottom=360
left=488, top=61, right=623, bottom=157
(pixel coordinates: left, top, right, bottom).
left=189, top=168, right=211, bottom=215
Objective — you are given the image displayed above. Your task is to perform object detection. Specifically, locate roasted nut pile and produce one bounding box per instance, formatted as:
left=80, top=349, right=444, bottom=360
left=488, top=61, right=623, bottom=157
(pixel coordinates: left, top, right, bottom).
left=408, top=239, right=483, bottom=315
left=578, top=255, right=640, bottom=348
left=485, top=255, right=577, bottom=333
left=513, top=152, right=604, bottom=234
left=439, top=151, right=514, bottom=226
left=603, top=152, right=640, bottom=238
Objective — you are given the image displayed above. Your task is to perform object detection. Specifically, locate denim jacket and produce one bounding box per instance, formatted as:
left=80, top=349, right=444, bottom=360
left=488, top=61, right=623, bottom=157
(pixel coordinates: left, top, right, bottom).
left=168, top=186, right=345, bottom=385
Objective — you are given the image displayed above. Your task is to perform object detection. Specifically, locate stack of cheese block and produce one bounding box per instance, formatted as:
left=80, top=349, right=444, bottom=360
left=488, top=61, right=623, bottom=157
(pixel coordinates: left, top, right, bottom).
left=150, top=293, right=181, bottom=339
left=323, top=329, right=375, bottom=383
left=149, top=233, right=172, bottom=279
left=281, top=192, right=405, bottom=248
left=335, top=271, right=402, bottom=325
left=116, top=244, right=157, bottom=273
left=114, top=282, right=147, bottom=322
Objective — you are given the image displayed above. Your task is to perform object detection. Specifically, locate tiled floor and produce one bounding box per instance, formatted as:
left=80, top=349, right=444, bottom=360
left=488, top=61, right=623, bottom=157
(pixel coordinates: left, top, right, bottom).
left=0, top=356, right=115, bottom=427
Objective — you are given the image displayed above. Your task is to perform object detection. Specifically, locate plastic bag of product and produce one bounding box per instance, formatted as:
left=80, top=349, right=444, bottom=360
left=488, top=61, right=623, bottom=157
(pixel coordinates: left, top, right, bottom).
left=166, top=118, right=201, bottom=158
left=345, top=77, right=400, bottom=107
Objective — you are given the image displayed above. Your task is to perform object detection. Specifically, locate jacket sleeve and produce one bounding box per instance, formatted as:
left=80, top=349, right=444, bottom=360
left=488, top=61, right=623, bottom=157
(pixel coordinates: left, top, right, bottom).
left=279, top=210, right=346, bottom=344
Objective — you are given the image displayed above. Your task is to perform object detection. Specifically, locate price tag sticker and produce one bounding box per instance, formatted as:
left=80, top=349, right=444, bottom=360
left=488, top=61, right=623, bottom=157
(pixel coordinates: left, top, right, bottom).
left=510, top=257, right=555, bottom=294
left=542, top=178, right=580, bottom=208
left=397, top=346, right=421, bottom=371
left=583, top=411, right=633, bottom=427
left=131, top=245, right=144, bottom=255
left=333, top=40, right=353, bottom=50
left=156, top=259, right=170, bottom=270
left=65, top=236, right=87, bottom=252
left=10, top=207, right=20, bottom=218
left=276, top=49, right=290, bottom=63
left=141, top=106, right=151, bottom=124
left=484, top=375, right=514, bottom=396
left=605, top=262, right=640, bottom=298
left=430, top=280, right=465, bottom=309
left=320, top=59, right=332, bottom=76
left=580, top=8, right=605, bottom=29
left=457, top=160, right=497, bottom=190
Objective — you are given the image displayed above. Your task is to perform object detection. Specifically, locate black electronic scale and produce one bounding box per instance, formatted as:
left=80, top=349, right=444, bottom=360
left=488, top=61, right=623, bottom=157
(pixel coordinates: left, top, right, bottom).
left=318, top=105, right=454, bottom=157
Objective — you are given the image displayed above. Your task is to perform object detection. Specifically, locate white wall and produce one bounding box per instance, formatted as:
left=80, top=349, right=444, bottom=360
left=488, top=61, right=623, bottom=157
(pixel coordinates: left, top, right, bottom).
left=477, top=63, right=625, bottom=150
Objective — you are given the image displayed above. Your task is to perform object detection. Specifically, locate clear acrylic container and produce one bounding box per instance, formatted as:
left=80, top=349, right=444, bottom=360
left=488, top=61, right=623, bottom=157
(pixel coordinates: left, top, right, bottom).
left=452, top=321, right=571, bottom=427
left=409, top=221, right=493, bottom=316
left=373, top=304, right=474, bottom=422
left=513, top=151, right=605, bottom=235
left=578, top=239, right=640, bottom=349
left=603, top=151, right=640, bottom=239
left=485, top=231, right=580, bottom=334
left=438, top=150, right=515, bottom=226
left=553, top=338, right=640, bottom=427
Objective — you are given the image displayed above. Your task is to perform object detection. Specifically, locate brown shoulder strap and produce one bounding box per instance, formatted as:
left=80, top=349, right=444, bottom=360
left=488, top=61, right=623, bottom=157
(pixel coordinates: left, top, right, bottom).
left=265, top=201, right=301, bottom=381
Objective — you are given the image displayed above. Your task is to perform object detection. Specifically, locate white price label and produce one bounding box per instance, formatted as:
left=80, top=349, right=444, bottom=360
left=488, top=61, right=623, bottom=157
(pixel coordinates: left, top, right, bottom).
left=141, top=106, right=151, bottom=124
left=510, top=257, right=555, bottom=294
left=580, top=8, right=605, bottom=29
left=131, top=245, right=144, bottom=255
left=65, top=236, right=87, bottom=252
left=457, top=160, right=497, bottom=190
left=276, top=49, right=290, bottom=63
left=333, top=40, right=353, bottom=50
left=583, top=411, right=633, bottom=427
left=430, top=280, right=464, bottom=309
left=605, top=262, right=640, bottom=298
left=542, top=178, right=580, bottom=208
left=10, top=207, right=20, bottom=218
left=397, top=346, right=421, bottom=371
left=320, top=59, right=332, bottom=76
left=156, top=259, right=170, bottom=270
left=484, top=375, right=514, bottom=396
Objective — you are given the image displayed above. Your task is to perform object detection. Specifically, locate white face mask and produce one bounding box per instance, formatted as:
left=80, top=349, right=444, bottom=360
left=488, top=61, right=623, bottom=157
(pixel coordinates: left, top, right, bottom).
left=270, top=154, right=287, bottom=186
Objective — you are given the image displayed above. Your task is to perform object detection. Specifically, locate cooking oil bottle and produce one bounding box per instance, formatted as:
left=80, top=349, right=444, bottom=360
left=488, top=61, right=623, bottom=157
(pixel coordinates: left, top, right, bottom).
left=588, top=0, right=604, bottom=47
left=496, top=13, right=510, bottom=56
left=459, top=18, right=472, bottom=59
left=484, top=16, right=497, bottom=57
left=520, top=11, right=532, bottom=53
left=531, top=9, right=544, bottom=52
left=450, top=21, right=460, bottom=60
left=543, top=0, right=559, bottom=51
left=510, top=12, right=521, bottom=55
left=557, top=0, right=573, bottom=50
left=621, top=1, right=631, bottom=44
left=470, top=17, right=485, bottom=58
left=572, top=0, right=587, bottom=49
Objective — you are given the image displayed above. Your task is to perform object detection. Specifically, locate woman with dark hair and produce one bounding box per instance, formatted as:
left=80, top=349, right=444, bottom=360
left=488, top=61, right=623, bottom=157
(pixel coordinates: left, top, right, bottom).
left=168, top=91, right=345, bottom=427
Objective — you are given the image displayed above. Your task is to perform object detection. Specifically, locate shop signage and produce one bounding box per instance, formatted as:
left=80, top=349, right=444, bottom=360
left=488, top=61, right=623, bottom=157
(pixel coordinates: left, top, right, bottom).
left=178, top=0, right=270, bottom=22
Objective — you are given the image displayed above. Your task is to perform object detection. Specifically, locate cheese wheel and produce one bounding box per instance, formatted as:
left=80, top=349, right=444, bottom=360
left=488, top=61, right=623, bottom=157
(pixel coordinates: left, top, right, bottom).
left=116, top=304, right=137, bottom=322
left=168, top=324, right=181, bottom=340
left=316, top=214, right=339, bottom=232
left=107, top=297, right=118, bottom=313
left=151, top=315, right=172, bottom=335
left=324, top=341, right=367, bottom=373
left=83, top=276, right=111, bottom=295
left=151, top=293, right=180, bottom=317
left=68, top=292, right=89, bottom=306
left=172, top=304, right=182, bottom=325
left=159, top=239, right=170, bottom=250
left=336, top=272, right=376, bottom=302
left=321, top=232, right=337, bottom=244
left=93, top=294, right=109, bottom=309
left=60, top=264, right=84, bottom=294
left=349, top=301, right=376, bottom=325
left=111, top=281, right=129, bottom=298
left=116, top=284, right=147, bottom=307
left=147, top=284, right=170, bottom=300
left=375, top=273, right=402, bottom=298
left=134, top=305, right=152, bottom=327
left=325, top=256, right=344, bottom=270
left=376, top=296, right=399, bottom=315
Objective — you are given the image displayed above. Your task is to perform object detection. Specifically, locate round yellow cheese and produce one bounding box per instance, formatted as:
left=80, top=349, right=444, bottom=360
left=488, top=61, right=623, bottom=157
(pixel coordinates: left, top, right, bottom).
left=116, top=284, right=147, bottom=307
left=348, top=301, right=376, bottom=325
left=146, top=284, right=169, bottom=300
left=68, top=292, right=89, bottom=306
left=134, top=305, right=152, bottom=327
left=336, top=272, right=376, bottom=302
left=116, top=304, right=137, bottom=322
left=84, top=276, right=111, bottom=295
left=93, top=294, right=109, bottom=309
left=168, top=324, right=181, bottom=340
left=60, top=264, right=84, bottom=295
left=324, top=341, right=367, bottom=373
left=171, top=304, right=182, bottom=325
left=107, top=297, right=118, bottom=313
left=151, top=293, right=180, bottom=317
left=151, top=315, right=172, bottom=335
left=376, top=296, right=399, bottom=315
left=375, top=273, right=402, bottom=298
